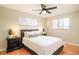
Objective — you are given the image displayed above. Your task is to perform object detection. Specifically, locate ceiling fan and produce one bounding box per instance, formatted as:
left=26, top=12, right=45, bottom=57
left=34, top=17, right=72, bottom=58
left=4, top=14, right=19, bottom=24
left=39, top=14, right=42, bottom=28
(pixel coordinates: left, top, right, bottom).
left=33, top=4, right=57, bottom=15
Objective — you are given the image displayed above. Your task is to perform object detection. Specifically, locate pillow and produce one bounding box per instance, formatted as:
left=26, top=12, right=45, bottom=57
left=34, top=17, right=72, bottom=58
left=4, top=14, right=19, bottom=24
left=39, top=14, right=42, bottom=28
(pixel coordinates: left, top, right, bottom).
left=33, top=31, right=42, bottom=35
left=24, top=31, right=42, bottom=37
left=24, top=32, right=30, bottom=37
left=27, top=31, right=35, bottom=35
left=27, top=31, right=37, bottom=37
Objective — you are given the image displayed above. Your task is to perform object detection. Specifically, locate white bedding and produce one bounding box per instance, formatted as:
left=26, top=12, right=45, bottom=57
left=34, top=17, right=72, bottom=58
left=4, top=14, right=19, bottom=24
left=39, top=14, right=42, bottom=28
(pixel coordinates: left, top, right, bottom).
left=22, top=36, right=64, bottom=55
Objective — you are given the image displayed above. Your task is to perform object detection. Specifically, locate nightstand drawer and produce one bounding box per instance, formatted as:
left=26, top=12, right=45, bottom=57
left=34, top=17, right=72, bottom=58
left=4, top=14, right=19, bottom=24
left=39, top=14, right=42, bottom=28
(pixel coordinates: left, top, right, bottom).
left=8, top=43, right=18, bottom=46
left=7, top=39, right=20, bottom=43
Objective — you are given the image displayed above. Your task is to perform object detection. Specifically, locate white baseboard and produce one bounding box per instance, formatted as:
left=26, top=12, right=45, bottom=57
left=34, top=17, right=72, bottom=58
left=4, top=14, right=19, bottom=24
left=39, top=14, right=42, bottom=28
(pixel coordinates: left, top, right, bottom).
left=65, top=42, right=79, bottom=47
left=0, top=48, right=6, bottom=51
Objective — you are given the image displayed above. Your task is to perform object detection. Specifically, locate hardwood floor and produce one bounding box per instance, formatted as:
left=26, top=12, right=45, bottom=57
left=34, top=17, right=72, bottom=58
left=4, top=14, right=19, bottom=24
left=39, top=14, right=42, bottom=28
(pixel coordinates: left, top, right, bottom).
left=59, top=44, right=79, bottom=55
left=0, top=44, right=79, bottom=55
left=7, top=48, right=31, bottom=55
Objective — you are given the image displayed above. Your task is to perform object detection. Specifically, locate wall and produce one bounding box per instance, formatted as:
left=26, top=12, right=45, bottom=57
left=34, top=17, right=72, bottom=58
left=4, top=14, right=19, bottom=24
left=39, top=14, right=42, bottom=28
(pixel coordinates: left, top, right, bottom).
left=0, top=6, right=44, bottom=50
left=45, top=10, right=79, bottom=44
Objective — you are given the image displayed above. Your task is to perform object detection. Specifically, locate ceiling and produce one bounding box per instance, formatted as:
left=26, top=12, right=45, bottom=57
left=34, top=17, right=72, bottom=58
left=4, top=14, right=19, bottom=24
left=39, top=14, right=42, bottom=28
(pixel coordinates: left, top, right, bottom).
left=1, top=4, right=79, bottom=18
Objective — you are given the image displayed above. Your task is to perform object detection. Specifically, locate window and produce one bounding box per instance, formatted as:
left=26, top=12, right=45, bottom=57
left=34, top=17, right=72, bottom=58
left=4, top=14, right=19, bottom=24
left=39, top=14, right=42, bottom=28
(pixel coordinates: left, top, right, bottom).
left=19, top=17, right=37, bottom=26
left=53, top=18, right=69, bottom=29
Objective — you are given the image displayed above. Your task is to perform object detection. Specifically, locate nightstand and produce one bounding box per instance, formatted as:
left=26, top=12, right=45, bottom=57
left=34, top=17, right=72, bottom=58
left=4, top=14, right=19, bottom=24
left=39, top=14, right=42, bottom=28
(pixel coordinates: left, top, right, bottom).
left=6, top=37, right=22, bottom=52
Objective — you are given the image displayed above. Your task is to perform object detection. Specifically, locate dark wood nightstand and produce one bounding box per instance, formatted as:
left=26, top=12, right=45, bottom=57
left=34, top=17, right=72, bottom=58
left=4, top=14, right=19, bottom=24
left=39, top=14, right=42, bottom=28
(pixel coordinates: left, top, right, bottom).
left=6, top=37, right=22, bottom=52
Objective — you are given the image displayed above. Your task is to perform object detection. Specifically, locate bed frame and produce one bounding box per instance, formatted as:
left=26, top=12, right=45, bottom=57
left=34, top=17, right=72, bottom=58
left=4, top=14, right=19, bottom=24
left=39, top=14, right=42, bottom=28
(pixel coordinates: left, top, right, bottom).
left=20, top=29, right=64, bottom=55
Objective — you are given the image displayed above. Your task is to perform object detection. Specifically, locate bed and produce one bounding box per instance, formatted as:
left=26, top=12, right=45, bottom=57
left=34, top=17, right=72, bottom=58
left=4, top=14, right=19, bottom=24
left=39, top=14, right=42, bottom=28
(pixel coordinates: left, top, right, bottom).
left=21, top=29, right=64, bottom=55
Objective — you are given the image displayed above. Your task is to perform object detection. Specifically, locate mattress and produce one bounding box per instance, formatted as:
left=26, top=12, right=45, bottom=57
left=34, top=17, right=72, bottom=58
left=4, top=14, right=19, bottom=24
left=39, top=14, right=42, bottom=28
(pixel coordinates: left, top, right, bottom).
left=22, top=36, right=64, bottom=55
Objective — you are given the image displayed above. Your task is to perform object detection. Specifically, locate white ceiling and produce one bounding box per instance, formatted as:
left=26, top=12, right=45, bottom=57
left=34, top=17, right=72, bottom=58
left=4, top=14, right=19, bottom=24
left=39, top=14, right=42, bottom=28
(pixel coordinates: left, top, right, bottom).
left=1, top=4, right=79, bottom=18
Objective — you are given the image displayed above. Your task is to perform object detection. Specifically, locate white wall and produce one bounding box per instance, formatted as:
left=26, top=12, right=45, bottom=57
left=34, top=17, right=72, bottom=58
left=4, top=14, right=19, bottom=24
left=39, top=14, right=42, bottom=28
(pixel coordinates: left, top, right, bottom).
left=0, top=6, right=44, bottom=49
left=44, top=10, right=79, bottom=44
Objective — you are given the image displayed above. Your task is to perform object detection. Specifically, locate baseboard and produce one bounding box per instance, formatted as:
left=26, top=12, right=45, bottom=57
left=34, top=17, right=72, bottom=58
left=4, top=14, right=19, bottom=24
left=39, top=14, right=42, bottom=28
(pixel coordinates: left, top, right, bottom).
left=0, top=48, right=6, bottom=52
left=65, top=42, right=79, bottom=47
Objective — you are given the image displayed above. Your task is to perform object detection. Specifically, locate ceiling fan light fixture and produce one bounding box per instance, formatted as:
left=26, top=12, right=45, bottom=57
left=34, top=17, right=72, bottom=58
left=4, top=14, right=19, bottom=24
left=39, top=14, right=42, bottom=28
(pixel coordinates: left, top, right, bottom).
left=43, top=10, right=46, bottom=13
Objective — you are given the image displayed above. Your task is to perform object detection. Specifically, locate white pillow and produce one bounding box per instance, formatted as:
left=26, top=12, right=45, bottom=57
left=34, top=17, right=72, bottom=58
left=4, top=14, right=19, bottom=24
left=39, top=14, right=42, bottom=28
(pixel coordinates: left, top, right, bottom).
left=27, top=32, right=35, bottom=35
left=24, top=32, right=29, bottom=37
left=34, top=31, right=42, bottom=35
left=24, top=31, right=42, bottom=37
left=27, top=31, right=41, bottom=35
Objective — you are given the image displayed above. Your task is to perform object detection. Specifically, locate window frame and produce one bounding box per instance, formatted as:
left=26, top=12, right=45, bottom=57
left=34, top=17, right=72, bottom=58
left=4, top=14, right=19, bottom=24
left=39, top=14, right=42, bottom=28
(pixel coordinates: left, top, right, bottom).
left=19, top=17, right=37, bottom=26
left=53, top=18, right=69, bottom=30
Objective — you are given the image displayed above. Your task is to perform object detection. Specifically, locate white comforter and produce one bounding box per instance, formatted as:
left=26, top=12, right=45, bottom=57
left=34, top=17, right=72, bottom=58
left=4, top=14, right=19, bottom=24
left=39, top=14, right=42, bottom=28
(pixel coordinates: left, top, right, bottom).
left=22, top=36, right=64, bottom=55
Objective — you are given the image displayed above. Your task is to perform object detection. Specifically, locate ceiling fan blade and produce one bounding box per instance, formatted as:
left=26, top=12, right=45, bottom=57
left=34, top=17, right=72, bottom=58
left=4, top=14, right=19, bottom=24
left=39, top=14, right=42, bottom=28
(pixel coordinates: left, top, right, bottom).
left=46, top=10, right=51, bottom=14
left=46, top=6, right=57, bottom=10
left=32, top=9, right=42, bottom=11
left=39, top=11, right=42, bottom=15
